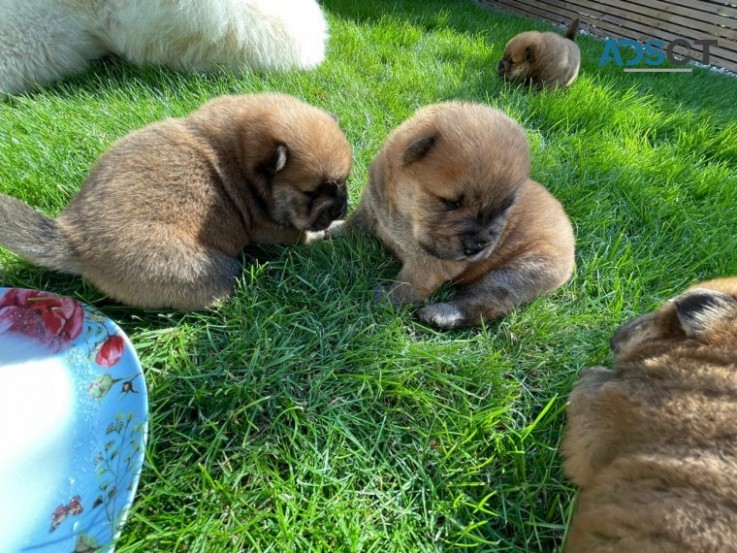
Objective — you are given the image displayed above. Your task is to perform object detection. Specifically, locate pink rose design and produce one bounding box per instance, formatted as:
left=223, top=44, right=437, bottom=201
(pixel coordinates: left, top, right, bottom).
left=95, top=335, right=125, bottom=367
left=0, top=289, right=84, bottom=352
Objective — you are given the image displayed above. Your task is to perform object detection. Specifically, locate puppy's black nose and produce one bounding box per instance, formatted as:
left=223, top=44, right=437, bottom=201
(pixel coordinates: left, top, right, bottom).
left=463, top=238, right=488, bottom=257
left=330, top=197, right=347, bottom=220
left=497, top=60, right=505, bottom=75
left=329, top=191, right=347, bottom=220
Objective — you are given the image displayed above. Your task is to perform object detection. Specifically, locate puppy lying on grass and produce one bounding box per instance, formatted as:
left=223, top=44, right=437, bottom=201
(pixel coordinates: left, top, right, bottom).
left=498, top=18, right=581, bottom=90
left=0, top=93, right=351, bottom=310
left=346, top=101, right=575, bottom=329
left=563, top=277, right=737, bottom=552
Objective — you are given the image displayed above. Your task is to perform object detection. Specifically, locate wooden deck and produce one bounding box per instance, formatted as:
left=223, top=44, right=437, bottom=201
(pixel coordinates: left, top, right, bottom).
left=481, top=0, right=737, bottom=73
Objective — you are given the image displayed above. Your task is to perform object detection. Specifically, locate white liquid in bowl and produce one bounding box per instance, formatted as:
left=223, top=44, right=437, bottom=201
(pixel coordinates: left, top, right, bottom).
left=0, top=335, right=75, bottom=552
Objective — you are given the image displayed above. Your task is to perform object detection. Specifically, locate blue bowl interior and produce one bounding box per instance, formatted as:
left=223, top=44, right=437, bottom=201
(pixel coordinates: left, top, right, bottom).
left=0, top=288, right=148, bottom=553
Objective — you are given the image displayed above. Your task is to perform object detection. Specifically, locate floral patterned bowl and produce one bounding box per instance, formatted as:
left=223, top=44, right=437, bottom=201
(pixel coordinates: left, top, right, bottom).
left=0, top=288, right=148, bottom=553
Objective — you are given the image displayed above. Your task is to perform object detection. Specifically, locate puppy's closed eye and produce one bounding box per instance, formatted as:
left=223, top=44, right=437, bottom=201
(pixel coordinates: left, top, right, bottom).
left=439, top=196, right=462, bottom=210
left=304, top=180, right=344, bottom=199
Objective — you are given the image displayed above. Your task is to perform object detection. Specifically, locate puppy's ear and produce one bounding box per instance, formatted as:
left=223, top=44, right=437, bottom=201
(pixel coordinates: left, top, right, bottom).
left=403, top=135, right=437, bottom=165
left=259, top=143, right=288, bottom=175
left=674, top=288, right=737, bottom=339
left=564, top=18, right=580, bottom=41
left=524, top=46, right=535, bottom=63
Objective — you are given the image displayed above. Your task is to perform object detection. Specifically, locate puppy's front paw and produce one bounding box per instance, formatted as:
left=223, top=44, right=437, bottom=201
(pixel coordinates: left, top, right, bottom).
left=417, top=302, right=466, bottom=329
left=302, top=229, right=328, bottom=244
left=324, top=219, right=346, bottom=238
left=374, top=282, right=420, bottom=306
left=303, top=220, right=346, bottom=244
left=386, top=281, right=423, bottom=306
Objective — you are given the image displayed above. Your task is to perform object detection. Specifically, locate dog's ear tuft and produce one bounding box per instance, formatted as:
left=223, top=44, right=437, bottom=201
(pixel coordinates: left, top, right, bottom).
left=260, top=143, right=288, bottom=175
left=403, top=135, right=437, bottom=165
left=674, top=288, right=737, bottom=339
left=524, top=46, right=535, bottom=63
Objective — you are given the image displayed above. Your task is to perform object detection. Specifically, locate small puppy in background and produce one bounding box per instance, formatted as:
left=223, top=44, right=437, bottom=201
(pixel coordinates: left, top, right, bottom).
left=0, top=93, right=352, bottom=310
left=498, top=18, right=580, bottom=90
left=0, top=0, right=329, bottom=95
left=346, top=101, right=575, bottom=329
left=562, top=278, right=737, bottom=552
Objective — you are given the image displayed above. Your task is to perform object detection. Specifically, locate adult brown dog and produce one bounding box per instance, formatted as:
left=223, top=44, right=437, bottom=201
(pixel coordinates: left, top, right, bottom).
left=562, top=277, right=737, bottom=552
left=0, top=93, right=351, bottom=310
left=498, top=19, right=580, bottom=90
left=346, top=101, right=574, bottom=329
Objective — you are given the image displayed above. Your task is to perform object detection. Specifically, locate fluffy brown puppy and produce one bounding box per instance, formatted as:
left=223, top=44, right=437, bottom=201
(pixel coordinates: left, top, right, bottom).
left=498, top=18, right=580, bottom=90
left=562, top=277, right=737, bottom=552
left=0, top=93, right=352, bottom=310
left=346, top=101, right=575, bottom=329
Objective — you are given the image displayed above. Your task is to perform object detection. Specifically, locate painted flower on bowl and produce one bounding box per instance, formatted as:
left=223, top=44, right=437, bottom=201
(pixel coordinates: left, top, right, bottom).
left=0, top=289, right=84, bottom=352
left=96, top=335, right=125, bottom=368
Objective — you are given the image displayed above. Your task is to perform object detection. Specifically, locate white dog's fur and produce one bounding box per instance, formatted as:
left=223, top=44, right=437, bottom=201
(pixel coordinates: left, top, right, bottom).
left=0, top=0, right=328, bottom=95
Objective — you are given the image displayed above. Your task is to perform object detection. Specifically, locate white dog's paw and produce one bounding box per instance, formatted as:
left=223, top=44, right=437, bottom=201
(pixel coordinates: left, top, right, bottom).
left=417, top=302, right=466, bottom=329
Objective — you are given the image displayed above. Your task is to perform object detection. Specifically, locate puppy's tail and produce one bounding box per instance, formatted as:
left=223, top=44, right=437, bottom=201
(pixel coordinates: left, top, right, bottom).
left=0, top=194, right=83, bottom=274
left=564, top=18, right=580, bottom=41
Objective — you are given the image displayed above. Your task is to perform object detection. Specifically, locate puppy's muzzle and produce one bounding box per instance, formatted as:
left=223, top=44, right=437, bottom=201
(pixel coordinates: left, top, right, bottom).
left=497, top=60, right=506, bottom=76
left=462, top=230, right=493, bottom=259
left=308, top=183, right=348, bottom=231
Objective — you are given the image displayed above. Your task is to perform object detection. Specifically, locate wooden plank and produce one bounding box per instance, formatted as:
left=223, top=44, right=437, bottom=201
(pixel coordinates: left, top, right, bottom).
left=570, top=0, right=737, bottom=50
left=489, top=0, right=572, bottom=28
left=632, top=0, right=737, bottom=22
left=484, top=0, right=737, bottom=71
left=485, top=0, right=737, bottom=40
left=595, top=0, right=737, bottom=37
left=502, top=0, right=737, bottom=59
left=582, top=19, right=737, bottom=72
left=490, top=0, right=576, bottom=29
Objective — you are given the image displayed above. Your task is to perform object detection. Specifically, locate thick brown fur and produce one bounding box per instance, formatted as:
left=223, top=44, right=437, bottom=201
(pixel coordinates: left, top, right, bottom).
left=498, top=18, right=580, bottom=90
left=562, top=277, right=737, bottom=552
left=0, top=93, right=352, bottom=310
left=345, top=101, right=575, bottom=329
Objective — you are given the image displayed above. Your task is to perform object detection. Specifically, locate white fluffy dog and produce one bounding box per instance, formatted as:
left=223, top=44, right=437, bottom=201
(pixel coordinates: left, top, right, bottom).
left=0, top=0, right=328, bottom=95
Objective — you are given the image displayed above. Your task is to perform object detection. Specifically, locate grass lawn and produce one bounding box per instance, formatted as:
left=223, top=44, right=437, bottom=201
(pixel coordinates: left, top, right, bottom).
left=2, top=0, right=737, bottom=551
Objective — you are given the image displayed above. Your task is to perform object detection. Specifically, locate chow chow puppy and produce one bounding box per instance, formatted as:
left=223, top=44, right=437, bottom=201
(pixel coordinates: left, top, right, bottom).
left=0, top=93, right=352, bottom=310
left=346, top=101, right=575, bottom=329
left=562, top=277, right=737, bottom=552
left=0, top=0, right=328, bottom=95
left=498, top=18, right=580, bottom=90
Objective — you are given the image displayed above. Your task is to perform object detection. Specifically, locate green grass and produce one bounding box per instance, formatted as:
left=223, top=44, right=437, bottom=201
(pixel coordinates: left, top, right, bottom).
left=2, top=1, right=737, bottom=551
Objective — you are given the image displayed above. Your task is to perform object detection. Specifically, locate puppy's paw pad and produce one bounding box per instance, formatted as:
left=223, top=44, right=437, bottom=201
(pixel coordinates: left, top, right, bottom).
left=418, top=303, right=466, bottom=329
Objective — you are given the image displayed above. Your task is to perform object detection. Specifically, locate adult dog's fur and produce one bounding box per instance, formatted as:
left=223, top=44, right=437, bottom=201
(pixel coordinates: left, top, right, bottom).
left=346, top=101, right=575, bottom=328
left=498, top=18, right=580, bottom=90
left=562, top=277, right=737, bottom=552
left=0, top=0, right=328, bottom=95
left=0, top=93, right=352, bottom=310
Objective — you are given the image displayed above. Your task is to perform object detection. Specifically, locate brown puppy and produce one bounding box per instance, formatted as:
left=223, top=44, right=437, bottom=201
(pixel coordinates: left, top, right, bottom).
left=498, top=19, right=580, bottom=90
left=346, top=101, right=575, bottom=329
left=562, top=278, right=737, bottom=552
left=0, top=93, right=352, bottom=310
